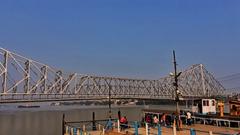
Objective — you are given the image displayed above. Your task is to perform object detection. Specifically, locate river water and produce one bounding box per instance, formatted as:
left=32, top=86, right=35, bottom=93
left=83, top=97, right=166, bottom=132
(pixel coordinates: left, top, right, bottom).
left=0, top=105, right=141, bottom=135
left=0, top=101, right=230, bottom=135
left=0, top=103, right=181, bottom=135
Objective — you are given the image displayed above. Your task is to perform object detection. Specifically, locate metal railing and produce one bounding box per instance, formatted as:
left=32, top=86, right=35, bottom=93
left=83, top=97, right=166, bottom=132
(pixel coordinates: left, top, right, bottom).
left=192, top=116, right=240, bottom=128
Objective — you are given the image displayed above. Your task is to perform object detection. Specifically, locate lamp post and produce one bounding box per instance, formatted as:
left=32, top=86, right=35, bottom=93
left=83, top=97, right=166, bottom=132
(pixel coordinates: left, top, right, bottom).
left=172, top=50, right=181, bottom=130
left=108, top=85, right=112, bottom=119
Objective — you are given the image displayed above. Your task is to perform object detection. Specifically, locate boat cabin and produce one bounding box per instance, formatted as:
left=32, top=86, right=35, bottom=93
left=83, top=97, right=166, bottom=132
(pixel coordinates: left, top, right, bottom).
left=229, top=100, right=240, bottom=116
left=192, top=99, right=216, bottom=115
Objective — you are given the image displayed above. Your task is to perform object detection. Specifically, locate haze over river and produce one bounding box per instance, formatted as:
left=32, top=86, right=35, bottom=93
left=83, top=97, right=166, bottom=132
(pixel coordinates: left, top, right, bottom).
left=0, top=100, right=230, bottom=135
left=0, top=103, right=181, bottom=135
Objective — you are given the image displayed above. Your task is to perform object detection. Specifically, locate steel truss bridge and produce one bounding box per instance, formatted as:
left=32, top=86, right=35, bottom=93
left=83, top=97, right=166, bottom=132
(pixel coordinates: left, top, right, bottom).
left=0, top=48, right=225, bottom=103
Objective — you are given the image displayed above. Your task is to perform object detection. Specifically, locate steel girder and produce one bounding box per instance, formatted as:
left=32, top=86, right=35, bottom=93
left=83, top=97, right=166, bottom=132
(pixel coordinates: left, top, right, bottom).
left=0, top=48, right=225, bottom=102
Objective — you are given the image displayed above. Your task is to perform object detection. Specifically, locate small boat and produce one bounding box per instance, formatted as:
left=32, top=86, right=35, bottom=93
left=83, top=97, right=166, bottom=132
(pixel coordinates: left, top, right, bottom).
left=17, top=105, right=40, bottom=108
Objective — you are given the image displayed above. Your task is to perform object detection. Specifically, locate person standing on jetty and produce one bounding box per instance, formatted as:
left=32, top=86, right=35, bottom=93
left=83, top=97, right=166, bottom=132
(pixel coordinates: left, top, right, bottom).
left=153, top=115, right=159, bottom=127
left=120, top=116, right=128, bottom=130
left=161, top=113, right=166, bottom=126
left=145, top=115, right=151, bottom=124
left=186, top=111, right=192, bottom=126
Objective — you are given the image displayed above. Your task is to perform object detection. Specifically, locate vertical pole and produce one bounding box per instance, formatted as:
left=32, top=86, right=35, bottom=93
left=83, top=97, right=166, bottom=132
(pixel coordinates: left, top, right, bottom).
left=55, top=71, right=59, bottom=94
left=65, top=126, right=69, bottom=135
left=134, top=121, right=138, bottom=135
left=157, top=124, right=162, bottom=135
left=77, top=129, right=80, bottom=135
left=145, top=123, right=148, bottom=135
left=200, top=64, right=207, bottom=96
left=98, top=124, right=101, bottom=131
left=2, top=51, right=8, bottom=94
left=107, top=119, right=112, bottom=130
left=117, top=119, right=120, bottom=132
left=190, top=128, right=196, bottom=135
left=113, top=121, right=115, bottom=129
left=80, top=129, right=83, bottom=135
left=62, top=114, right=65, bottom=135
left=24, top=60, right=30, bottom=93
left=108, top=85, right=112, bottom=119
left=83, top=125, right=85, bottom=132
left=118, top=110, right=121, bottom=120
left=173, top=120, right=177, bottom=135
left=71, top=128, right=74, bottom=135
left=41, top=66, right=47, bottom=93
left=74, top=128, right=77, bottom=135
left=92, top=112, right=96, bottom=130
left=102, top=128, right=105, bottom=135
left=209, top=131, right=213, bottom=135
left=173, top=50, right=180, bottom=131
left=43, top=66, right=47, bottom=92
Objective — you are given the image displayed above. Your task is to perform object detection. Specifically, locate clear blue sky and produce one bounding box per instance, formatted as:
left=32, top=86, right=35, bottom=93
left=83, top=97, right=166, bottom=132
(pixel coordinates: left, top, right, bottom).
left=0, top=0, right=240, bottom=79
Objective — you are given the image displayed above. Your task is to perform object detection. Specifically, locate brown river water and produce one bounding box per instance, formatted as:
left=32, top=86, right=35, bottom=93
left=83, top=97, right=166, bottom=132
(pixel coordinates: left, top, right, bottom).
left=0, top=103, right=193, bottom=135
left=0, top=105, right=147, bottom=135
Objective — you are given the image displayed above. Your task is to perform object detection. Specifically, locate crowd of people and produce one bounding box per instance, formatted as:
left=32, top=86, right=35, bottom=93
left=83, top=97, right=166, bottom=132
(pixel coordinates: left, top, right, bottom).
left=144, top=111, right=192, bottom=127
left=118, top=111, right=193, bottom=131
